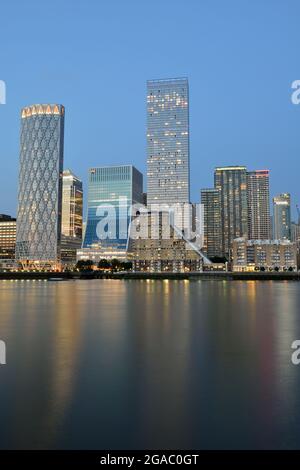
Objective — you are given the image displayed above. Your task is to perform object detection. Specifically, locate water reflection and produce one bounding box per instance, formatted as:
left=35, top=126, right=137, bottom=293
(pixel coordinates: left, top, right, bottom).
left=0, top=281, right=83, bottom=448
left=0, top=280, right=300, bottom=449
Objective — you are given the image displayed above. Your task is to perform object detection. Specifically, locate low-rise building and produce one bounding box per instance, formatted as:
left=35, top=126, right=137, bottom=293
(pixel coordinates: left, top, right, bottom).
left=127, top=209, right=210, bottom=272
left=0, top=215, right=16, bottom=263
left=76, top=244, right=128, bottom=265
left=233, top=238, right=297, bottom=272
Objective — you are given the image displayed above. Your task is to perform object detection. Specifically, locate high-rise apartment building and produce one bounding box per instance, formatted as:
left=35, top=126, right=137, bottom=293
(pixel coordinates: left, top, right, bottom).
left=247, top=170, right=271, bottom=240
left=214, top=166, right=248, bottom=258
left=273, top=193, right=291, bottom=240
left=147, top=78, right=190, bottom=205
left=82, top=165, right=143, bottom=255
left=200, top=188, right=222, bottom=259
left=16, top=104, right=65, bottom=269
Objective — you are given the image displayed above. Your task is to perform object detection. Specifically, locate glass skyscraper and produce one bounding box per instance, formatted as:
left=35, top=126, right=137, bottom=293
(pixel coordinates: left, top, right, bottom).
left=214, top=166, right=248, bottom=259
left=16, top=104, right=65, bottom=269
left=82, top=165, right=143, bottom=252
left=273, top=193, right=291, bottom=240
left=147, top=78, right=190, bottom=205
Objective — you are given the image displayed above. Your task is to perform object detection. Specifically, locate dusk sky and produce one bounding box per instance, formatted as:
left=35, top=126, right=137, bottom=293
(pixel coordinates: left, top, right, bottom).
left=0, top=0, right=299, bottom=218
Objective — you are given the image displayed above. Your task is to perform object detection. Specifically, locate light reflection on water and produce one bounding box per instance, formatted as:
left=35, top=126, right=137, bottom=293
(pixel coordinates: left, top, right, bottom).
left=0, top=279, right=300, bottom=449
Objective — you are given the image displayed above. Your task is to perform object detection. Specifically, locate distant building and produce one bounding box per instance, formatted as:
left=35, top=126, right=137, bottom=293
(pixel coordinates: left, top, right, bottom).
left=147, top=78, right=190, bottom=205
left=273, top=193, right=291, bottom=240
left=200, top=188, right=222, bottom=259
left=247, top=170, right=271, bottom=240
left=232, top=238, right=297, bottom=272
left=142, top=192, right=147, bottom=206
left=15, top=104, right=65, bottom=270
left=82, top=165, right=143, bottom=257
left=61, top=169, right=83, bottom=266
left=0, top=215, right=16, bottom=262
left=270, top=215, right=274, bottom=239
left=214, top=166, right=248, bottom=259
left=291, top=222, right=300, bottom=243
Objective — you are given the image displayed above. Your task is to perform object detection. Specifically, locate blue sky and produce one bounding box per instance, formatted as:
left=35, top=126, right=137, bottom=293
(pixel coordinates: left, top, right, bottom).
left=0, top=0, right=299, bottom=218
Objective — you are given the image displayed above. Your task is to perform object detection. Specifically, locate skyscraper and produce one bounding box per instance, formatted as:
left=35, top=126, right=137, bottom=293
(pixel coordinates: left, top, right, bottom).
left=16, top=104, right=65, bottom=269
left=62, top=169, right=83, bottom=239
left=82, top=165, right=143, bottom=254
left=247, top=170, right=271, bottom=240
left=200, top=188, right=222, bottom=259
left=273, top=193, right=291, bottom=240
left=61, top=169, right=83, bottom=266
left=147, top=78, right=190, bottom=205
left=214, top=166, right=248, bottom=258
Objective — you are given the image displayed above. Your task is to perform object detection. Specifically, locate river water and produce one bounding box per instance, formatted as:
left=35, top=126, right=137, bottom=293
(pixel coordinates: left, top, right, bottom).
left=0, top=279, right=300, bottom=449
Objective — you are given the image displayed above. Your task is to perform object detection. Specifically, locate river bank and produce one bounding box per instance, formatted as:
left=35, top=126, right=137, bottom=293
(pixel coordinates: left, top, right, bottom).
left=0, top=271, right=299, bottom=281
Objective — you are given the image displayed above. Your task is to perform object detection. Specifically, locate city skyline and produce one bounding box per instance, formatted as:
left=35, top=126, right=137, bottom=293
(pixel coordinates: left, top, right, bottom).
left=1, top=1, right=300, bottom=460
left=7, top=95, right=298, bottom=270
left=0, top=86, right=298, bottom=225
left=0, top=0, right=299, bottom=219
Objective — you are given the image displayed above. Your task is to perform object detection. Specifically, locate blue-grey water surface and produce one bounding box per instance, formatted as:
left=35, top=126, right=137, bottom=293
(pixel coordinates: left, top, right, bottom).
left=0, top=279, right=300, bottom=449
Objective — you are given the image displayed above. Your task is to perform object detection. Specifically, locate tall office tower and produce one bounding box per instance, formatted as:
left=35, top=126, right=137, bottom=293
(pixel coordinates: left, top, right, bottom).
left=61, top=169, right=83, bottom=266
left=147, top=78, right=190, bottom=205
left=247, top=170, right=271, bottom=240
left=214, top=166, right=248, bottom=259
left=200, top=189, right=222, bottom=259
left=273, top=193, right=291, bottom=240
left=82, top=165, right=143, bottom=255
left=0, top=215, right=16, bottom=261
left=62, top=169, right=83, bottom=239
left=16, top=104, right=65, bottom=269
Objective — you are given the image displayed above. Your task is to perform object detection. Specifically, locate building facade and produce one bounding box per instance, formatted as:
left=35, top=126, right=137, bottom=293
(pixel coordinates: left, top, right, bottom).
left=16, top=104, right=65, bottom=269
left=76, top=246, right=128, bottom=264
left=273, top=193, right=291, bottom=240
left=127, top=209, right=207, bottom=272
left=61, top=169, right=83, bottom=239
left=147, top=78, right=190, bottom=205
left=200, top=188, right=222, bottom=259
left=0, top=215, right=16, bottom=262
left=82, top=165, right=143, bottom=255
left=61, top=169, right=83, bottom=266
left=232, top=238, right=297, bottom=271
left=247, top=170, right=271, bottom=240
left=214, top=166, right=248, bottom=259
left=291, top=222, right=300, bottom=243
